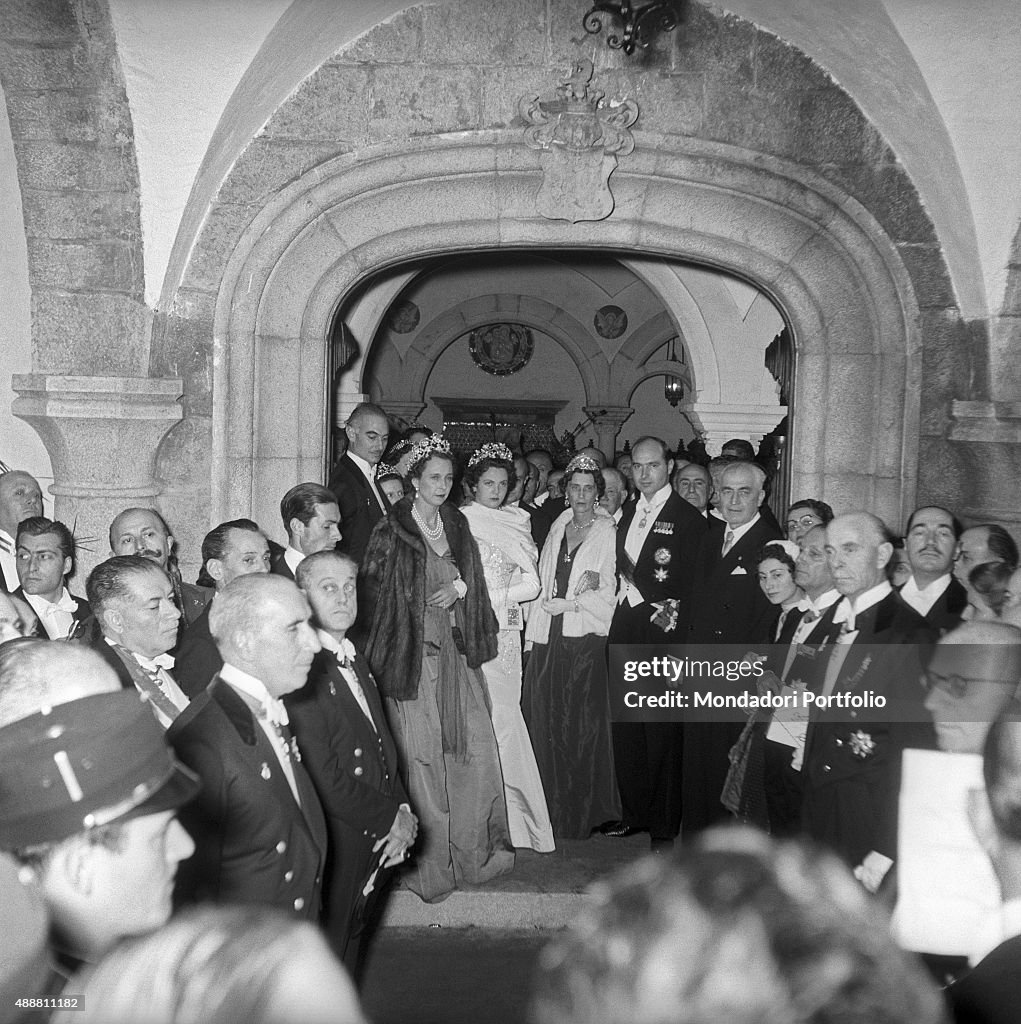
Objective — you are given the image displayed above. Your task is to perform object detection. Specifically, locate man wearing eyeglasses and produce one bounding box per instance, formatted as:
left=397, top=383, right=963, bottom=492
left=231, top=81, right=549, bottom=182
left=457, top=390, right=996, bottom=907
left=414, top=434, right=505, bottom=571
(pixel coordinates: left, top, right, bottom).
left=785, top=499, right=834, bottom=543
left=922, top=621, right=1021, bottom=754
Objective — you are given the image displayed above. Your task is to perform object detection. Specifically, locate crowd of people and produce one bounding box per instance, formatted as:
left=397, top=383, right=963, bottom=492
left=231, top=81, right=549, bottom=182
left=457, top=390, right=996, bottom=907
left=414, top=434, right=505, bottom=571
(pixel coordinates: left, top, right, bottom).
left=2, top=402, right=1021, bottom=1022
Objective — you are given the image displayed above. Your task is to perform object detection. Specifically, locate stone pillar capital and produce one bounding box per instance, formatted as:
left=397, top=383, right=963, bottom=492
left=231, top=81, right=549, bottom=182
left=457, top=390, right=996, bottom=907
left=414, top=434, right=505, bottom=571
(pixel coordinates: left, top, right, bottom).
left=582, top=405, right=633, bottom=460
left=684, top=402, right=787, bottom=457
left=12, top=374, right=184, bottom=578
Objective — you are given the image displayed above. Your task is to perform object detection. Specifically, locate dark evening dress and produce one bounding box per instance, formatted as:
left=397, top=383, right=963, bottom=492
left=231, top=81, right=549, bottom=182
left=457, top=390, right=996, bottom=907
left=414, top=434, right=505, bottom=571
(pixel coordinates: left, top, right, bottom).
left=523, top=536, right=620, bottom=839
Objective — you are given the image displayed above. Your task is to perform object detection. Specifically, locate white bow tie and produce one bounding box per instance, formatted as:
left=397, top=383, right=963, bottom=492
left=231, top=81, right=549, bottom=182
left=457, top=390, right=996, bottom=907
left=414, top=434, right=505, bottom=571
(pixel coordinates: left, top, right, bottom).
left=831, top=600, right=856, bottom=633
left=334, top=638, right=357, bottom=668
left=46, top=592, right=77, bottom=615
left=136, top=652, right=175, bottom=672
left=260, top=695, right=290, bottom=728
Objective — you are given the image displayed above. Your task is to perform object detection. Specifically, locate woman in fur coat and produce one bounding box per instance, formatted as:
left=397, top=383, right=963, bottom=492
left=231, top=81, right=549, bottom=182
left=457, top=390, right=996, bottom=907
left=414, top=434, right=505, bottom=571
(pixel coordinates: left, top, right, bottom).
left=360, top=437, right=513, bottom=902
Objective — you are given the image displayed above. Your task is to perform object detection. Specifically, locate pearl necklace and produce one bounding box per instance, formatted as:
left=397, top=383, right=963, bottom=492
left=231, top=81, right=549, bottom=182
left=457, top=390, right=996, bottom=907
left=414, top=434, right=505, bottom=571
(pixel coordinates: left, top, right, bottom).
left=569, top=516, right=596, bottom=531
left=412, top=503, right=443, bottom=540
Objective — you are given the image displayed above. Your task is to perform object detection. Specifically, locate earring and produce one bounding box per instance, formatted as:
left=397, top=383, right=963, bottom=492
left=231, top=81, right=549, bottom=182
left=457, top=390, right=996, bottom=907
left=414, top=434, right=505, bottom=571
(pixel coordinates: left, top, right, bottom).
left=564, top=494, right=570, bottom=507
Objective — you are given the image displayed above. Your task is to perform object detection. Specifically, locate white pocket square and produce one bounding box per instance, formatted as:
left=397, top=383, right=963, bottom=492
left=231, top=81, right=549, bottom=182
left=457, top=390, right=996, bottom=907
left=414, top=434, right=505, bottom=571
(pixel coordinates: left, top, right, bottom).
left=730, top=566, right=748, bottom=575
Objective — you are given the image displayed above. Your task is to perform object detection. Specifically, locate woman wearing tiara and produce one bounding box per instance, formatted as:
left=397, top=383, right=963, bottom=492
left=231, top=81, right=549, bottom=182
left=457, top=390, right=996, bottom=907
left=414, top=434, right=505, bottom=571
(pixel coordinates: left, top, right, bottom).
left=523, top=454, right=621, bottom=839
left=462, top=442, right=555, bottom=853
left=361, top=436, right=513, bottom=901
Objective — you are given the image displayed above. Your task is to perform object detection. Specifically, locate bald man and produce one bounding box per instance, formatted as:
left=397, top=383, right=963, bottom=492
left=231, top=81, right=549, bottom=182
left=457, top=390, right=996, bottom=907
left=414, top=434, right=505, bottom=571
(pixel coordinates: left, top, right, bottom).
left=801, top=512, right=936, bottom=892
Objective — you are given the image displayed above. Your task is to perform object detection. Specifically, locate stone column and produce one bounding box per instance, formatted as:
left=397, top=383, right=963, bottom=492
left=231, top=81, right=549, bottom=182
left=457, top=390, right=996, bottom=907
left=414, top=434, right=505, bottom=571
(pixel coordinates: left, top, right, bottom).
left=685, top=402, right=787, bottom=457
left=583, top=406, right=633, bottom=461
left=381, top=402, right=427, bottom=430
left=12, top=375, right=184, bottom=580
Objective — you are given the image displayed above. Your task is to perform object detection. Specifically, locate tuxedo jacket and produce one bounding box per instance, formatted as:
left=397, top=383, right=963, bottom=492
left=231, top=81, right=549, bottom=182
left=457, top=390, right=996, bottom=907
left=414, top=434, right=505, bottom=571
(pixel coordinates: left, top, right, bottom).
left=686, top=515, right=784, bottom=646
left=897, top=576, right=967, bottom=635
left=174, top=601, right=223, bottom=698
left=801, top=590, right=936, bottom=863
left=328, top=454, right=390, bottom=563
left=284, top=649, right=408, bottom=950
left=270, top=551, right=296, bottom=580
left=89, top=633, right=139, bottom=690
left=948, top=933, right=1021, bottom=1024
left=610, top=491, right=707, bottom=644
left=14, top=588, right=92, bottom=641
left=168, top=676, right=327, bottom=920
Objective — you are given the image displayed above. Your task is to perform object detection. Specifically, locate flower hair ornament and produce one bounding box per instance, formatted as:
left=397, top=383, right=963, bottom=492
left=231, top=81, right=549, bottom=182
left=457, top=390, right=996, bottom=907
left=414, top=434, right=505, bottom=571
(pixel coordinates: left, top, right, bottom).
left=408, top=435, right=452, bottom=465
left=764, top=539, right=801, bottom=562
left=468, top=442, right=514, bottom=467
left=564, top=455, right=600, bottom=475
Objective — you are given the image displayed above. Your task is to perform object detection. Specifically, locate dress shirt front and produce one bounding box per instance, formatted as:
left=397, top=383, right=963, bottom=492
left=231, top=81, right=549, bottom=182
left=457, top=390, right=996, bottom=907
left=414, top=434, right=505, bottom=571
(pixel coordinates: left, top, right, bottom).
left=347, top=450, right=386, bottom=513
left=317, top=630, right=376, bottom=732
left=620, top=484, right=673, bottom=607
left=220, top=662, right=301, bottom=803
left=900, top=573, right=952, bottom=618
left=23, top=587, right=76, bottom=639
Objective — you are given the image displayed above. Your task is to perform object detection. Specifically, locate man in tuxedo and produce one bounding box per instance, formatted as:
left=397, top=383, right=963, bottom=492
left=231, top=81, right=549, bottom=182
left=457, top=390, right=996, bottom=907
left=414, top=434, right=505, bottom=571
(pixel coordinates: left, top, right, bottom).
left=176, top=519, right=271, bottom=697
left=900, top=505, right=966, bottom=633
left=87, top=555, right=191, bottom=730
left=599, top=467, right=627, bottom=523
left=801, top=512, right=936, bottom=891
left=955, top=523, right=1020, bottom=584
left=605, top=436, right=707, bottom=850
left=169, top=574, right=327, bottom=919
left=672, top=462, right=711, bottom=517
left=327, top=403, right=391, bottom=562
left=682, top=460, right=783, bottom=836
left=108, top=507, right=210, bottom=625
left=0, top=471, right=43, bottom=592
left=286, top=550, right=416, bottom=972
left=272, top=483, right=342, bottom=580
left=13, top=517, right=91, bottom=640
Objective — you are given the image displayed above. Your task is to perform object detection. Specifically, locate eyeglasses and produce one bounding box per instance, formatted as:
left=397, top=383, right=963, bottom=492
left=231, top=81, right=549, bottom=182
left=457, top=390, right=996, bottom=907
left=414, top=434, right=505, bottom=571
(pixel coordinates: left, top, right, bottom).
left=786, top=515, right=821, bottom=532
left=922, top=669, right=1017, bottom=699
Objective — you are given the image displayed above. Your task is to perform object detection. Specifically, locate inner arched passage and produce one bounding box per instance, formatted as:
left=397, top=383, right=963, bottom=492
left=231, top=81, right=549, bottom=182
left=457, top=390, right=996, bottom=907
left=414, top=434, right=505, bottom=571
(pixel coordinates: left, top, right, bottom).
left=206, top=129, right=920, bottom=537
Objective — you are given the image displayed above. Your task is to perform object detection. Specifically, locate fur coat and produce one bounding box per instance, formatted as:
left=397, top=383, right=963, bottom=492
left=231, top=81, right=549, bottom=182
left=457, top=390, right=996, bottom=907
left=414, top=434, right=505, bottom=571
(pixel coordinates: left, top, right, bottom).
left=360, top=496, right=498, bottom=701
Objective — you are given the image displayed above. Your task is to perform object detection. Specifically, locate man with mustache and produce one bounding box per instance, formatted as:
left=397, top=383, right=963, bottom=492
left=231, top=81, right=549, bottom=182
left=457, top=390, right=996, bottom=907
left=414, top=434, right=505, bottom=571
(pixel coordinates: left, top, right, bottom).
left=899, top=505, right=966, bottom=633
left=108, top=508, right=211, bottom=626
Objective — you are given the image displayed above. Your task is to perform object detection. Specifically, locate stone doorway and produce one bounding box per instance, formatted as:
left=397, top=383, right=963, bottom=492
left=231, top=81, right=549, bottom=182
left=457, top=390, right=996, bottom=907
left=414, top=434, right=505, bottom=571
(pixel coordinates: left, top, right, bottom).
left=201, top=129, right=919, bottom=540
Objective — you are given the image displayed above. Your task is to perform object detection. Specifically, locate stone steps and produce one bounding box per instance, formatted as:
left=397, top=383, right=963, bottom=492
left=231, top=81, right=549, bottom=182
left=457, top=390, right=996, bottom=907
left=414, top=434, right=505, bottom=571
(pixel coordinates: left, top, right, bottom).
left=380, top=832, right=651, bottom=929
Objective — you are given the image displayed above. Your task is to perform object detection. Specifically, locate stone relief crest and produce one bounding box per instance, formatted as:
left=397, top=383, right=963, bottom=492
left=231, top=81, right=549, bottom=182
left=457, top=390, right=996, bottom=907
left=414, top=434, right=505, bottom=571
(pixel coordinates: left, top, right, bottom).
left=468, top=323, right=534, bottom=376
left=519, top=59, right=639, bottom=223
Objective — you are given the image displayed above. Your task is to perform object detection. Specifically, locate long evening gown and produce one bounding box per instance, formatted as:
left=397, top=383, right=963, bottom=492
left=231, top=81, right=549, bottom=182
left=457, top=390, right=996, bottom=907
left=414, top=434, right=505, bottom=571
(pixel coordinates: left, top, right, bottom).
left=523, top=535, right=620, bottom=839
left=386, top=546, right=514, bottom=901
left=464, top=503, right=555, bottom=853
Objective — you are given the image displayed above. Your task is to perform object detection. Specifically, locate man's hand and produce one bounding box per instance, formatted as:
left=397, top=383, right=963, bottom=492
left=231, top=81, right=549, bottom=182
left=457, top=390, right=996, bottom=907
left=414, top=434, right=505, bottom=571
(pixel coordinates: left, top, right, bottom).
left=373, top=805, right=418, bottom=868
left=853, top=850, right=893, bottom=893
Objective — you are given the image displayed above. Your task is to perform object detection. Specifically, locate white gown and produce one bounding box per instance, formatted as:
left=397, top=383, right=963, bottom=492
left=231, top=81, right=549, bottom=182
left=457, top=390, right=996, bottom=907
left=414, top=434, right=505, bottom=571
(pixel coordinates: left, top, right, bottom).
left=463, top=502, right=555, bottom=853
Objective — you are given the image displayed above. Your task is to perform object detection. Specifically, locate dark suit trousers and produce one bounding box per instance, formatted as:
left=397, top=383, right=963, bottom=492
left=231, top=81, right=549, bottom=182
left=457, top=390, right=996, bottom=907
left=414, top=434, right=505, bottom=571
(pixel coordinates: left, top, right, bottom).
left=608, top=603, right=683, bottom=839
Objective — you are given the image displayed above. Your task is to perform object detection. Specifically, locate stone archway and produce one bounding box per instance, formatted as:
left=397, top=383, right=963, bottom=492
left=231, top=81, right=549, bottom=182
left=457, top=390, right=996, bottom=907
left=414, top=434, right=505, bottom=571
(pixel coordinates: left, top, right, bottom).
left=209, top=127, right=919, bottom=536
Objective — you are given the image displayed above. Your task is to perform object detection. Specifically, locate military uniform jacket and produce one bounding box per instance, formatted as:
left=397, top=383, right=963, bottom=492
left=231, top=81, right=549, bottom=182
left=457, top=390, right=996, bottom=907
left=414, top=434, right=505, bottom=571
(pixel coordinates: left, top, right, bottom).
left=800, top=590, right=936, bottom=863
left=284, top=648, right=408, bottom=948
left=328, top=454, right=390, bottom=563
left=168, top=675, right=327, bottom=920
left=612, top=491, right=707, bottom=642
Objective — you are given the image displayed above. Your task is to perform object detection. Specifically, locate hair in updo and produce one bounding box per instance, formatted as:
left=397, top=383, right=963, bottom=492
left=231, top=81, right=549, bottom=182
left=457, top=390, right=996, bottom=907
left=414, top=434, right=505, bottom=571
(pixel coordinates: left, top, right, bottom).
left=756, top=540, right=799, bottom=576
left=406, top=436, right=456, bottom=482
left=464, top=442, right=515, bottom=493
left=562, top=456, right=605, bottom=500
